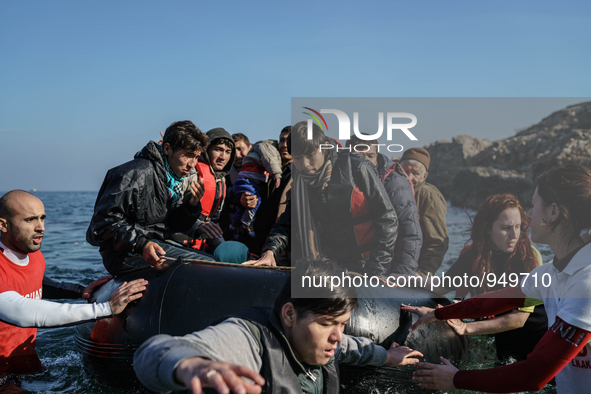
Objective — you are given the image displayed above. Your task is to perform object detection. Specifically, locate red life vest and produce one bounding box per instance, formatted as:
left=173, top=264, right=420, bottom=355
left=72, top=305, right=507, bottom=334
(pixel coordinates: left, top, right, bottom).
left=350, top=185, right=376, bottom=259
left=0, top=250, right=45, bottom=373
left=314, top=152, right=385, bottom=262
left=190, top=156, right=227, bottom=250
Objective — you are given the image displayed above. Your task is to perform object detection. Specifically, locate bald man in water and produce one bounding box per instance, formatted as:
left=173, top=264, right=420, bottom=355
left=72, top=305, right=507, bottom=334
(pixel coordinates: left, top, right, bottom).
left=0, top=190, right=147, bottom=374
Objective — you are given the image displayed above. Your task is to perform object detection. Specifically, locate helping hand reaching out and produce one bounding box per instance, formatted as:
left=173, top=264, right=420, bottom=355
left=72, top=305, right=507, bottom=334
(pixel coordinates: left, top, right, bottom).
left=400, top=304, right=439, bottom=333
left=385, top=342, right=423, bottom=367
left=175, top=356, right=265, bottom=394
left=413, top=356, right=458, bottom=391
left=108, top=279, right=149, bottom=315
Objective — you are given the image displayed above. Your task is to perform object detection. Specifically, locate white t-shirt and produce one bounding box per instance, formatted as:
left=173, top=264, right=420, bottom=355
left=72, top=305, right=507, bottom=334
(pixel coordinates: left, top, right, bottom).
left=522, top=242, right=591, bottom=393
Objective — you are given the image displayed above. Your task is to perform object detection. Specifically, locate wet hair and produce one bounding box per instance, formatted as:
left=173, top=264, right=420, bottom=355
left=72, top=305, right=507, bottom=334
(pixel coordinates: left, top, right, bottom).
left=468, top=193, right=538, bottom=293
left=232, top=133, right=251, bottom=146
left=275, top=256, right=358, bottom=318
left=209, top=137, right=234, bottom=150
left=163, top=121, right=209, bottom=153
left=287, top=121, right=329, bottom=156
left=346, top=133, right=379, bottom=148
left=535, top=165, right=591, bottom=233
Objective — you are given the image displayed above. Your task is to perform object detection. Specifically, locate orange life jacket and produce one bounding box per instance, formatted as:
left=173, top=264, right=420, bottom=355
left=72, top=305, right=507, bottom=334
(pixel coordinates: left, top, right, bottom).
left=190, top=156, right=226, bottom=250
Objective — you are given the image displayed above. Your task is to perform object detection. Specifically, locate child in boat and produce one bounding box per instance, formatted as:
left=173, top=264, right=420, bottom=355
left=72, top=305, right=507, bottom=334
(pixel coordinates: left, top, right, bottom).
left=230, top=140, right=282, bottom=238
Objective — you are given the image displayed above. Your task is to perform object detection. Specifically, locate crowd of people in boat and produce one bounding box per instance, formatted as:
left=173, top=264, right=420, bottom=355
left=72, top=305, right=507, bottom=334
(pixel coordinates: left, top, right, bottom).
left=1, top=119, right=591, bottom=393
left=82, top=120, right=449, bottom=279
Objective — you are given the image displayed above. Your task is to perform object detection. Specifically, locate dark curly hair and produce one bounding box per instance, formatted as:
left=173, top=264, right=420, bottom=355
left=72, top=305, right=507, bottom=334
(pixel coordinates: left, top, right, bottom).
left=275, top=256, right=358, bottom=317
left=163, top=120, right=209, bottom=153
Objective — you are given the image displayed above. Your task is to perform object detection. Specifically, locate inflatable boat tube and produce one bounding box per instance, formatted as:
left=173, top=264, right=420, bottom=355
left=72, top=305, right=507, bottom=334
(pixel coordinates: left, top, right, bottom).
left=75, top=259, right=467, bottom=392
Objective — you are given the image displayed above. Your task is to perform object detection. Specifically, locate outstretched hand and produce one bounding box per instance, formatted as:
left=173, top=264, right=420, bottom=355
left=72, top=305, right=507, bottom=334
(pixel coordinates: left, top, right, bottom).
left=413, top=356, right=458, bottom=391
left=242, top=250, right=276, bottom=267
left=385, top=342, right=423, bottom=367
left=108, top=279, right=148, bottom=315
left=175, top=356, right=265, bottom=394
left=82, top=275, right=113, bottom=300
left=446, top=318, right=468, bottom=336
left=400, top=304, right=438, bottom=333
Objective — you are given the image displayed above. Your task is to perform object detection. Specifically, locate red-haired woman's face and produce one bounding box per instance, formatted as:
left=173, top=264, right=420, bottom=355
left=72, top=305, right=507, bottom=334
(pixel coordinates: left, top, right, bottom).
left=490, top=208, right=521, bottom=253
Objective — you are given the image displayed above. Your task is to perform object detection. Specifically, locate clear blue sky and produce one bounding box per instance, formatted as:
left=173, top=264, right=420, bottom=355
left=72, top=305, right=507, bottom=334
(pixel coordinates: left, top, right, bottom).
left=1, top=0, right=590, bottom=191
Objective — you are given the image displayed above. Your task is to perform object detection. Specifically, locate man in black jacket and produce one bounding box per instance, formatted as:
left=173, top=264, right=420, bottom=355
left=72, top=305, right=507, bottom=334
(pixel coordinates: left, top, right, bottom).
left=134, top=257, right=422, bottom=393
left=247, top=122, right=398, bottom=279
left=86, top=120, right=216, bottom=276
left=347, top=135, right=422, bottom=275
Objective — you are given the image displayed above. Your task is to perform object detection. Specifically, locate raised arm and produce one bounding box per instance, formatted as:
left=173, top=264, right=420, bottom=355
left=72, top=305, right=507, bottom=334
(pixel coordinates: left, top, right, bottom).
left=413, top=316, right=591, bottom=392
left=0, top=278, right=147, bottom=327
left=402, top=285, right=540, bottom=332
left=175, top=357, right=265, bottom=394
left=338, top=334, right=423, bottom=367
left=134, top=318, right=264, bottom=393
left=446, top=309, right=529, bottom=336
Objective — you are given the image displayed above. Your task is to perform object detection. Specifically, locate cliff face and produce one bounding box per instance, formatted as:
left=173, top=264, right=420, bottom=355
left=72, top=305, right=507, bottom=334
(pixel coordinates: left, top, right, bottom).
left=424, top=102, right=591, bottom=210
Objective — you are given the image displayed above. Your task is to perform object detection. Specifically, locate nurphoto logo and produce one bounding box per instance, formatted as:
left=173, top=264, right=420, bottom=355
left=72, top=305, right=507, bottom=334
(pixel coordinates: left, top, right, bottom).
left=303, top=107, right=418, bottom=153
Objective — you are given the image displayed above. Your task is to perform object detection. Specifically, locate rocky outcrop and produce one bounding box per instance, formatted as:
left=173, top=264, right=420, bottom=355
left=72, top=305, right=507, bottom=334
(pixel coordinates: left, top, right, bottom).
left=424, top=102, right=591, bottom=210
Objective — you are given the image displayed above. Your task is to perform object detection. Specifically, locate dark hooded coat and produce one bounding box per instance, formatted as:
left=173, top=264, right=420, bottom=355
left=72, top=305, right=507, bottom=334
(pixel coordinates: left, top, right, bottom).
left=86, top=141, right=202, bottom=275
left=376, top=153, right=422, bottom=275
left=264, top=152, right=399, bottom=278
left=195, top=127, right=236, bottom=224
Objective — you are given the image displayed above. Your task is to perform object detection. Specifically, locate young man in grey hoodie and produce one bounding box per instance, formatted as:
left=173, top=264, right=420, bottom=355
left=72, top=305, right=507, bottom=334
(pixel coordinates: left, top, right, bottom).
left=134, top=257, right=423, bottom=393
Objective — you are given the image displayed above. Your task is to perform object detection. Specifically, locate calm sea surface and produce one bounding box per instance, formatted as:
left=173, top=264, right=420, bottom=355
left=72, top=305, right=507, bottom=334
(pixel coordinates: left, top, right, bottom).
left=2, top=192, right=556, bottom=393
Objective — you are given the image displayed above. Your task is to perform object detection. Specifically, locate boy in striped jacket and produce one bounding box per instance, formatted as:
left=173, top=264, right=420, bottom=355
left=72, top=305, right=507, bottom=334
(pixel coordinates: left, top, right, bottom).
left=230, top=140, right=282, bottom=238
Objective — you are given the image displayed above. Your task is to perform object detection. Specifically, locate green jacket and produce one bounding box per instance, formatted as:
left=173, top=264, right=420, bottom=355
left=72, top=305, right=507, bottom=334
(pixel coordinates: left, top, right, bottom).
left=414, top=181, right=449, bottom=276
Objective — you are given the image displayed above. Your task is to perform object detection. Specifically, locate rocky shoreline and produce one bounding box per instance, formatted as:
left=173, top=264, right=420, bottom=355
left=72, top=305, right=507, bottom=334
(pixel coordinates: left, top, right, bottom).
left=422, top=101, right=591, bottom=210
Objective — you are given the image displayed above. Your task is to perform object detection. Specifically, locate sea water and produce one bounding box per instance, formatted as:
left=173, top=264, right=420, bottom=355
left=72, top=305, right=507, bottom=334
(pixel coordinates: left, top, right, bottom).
left=2, top=192, right=556, bottom=393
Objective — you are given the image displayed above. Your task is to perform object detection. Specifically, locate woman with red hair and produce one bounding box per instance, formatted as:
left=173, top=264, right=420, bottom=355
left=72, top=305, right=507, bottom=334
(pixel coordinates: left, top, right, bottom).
left=404, top=165, right=591, bottom=393
left=440, top=193, right=547, bottom=362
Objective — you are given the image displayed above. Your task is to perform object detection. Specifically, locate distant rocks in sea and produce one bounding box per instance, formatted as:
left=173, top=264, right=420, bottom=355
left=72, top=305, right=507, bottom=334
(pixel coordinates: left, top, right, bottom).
left=424, top=101, right=591, bottom=210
